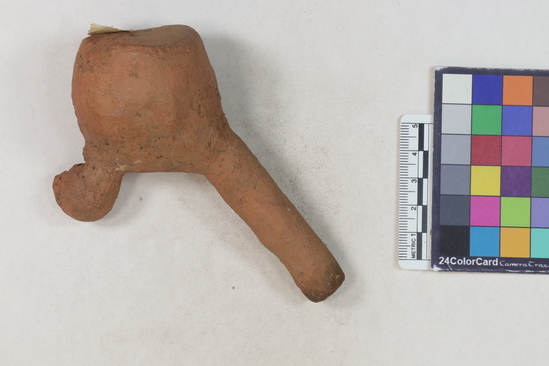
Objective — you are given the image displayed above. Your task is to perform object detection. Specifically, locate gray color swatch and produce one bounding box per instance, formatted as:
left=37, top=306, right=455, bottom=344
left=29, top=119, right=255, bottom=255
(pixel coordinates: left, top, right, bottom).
left=442, top=104, right=471, bottom=134
left=441, top=165, right=471, bottom=195
left=441, top=134, right=471, bottom=165
left=440, top=195, right=470, bottom=226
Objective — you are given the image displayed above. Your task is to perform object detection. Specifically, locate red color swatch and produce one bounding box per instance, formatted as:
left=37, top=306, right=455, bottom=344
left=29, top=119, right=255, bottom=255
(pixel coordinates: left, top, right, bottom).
left=471, top=135, right=501, bottom=165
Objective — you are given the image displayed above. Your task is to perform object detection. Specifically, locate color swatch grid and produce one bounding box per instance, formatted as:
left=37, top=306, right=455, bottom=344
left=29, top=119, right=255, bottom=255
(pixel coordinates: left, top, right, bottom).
left=434, top=68, right=549, bottom=270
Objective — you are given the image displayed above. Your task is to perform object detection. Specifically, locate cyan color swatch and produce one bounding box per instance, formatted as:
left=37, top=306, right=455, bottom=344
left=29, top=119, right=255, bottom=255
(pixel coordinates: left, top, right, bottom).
left=470, top=227, right=500, bottom=257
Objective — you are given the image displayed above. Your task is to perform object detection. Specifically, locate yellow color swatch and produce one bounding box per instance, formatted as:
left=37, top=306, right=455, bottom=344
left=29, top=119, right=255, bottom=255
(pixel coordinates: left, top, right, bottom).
left=500, top=228, right=530, bottom=258
left=471, top=166, right=501, bottom=196
left=503, top=75, right=533, bottom=106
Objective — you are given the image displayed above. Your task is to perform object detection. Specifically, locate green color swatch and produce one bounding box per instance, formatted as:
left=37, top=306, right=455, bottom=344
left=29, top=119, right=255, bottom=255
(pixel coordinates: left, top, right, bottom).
left=532, top=167, right=549, bottom=197
left=501, top=197, right=530, bottom=227
left=472, top=105, right=502, bottom=135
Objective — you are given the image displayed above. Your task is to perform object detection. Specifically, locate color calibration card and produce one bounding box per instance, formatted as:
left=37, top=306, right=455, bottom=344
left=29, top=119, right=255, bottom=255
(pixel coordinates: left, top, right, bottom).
left=432, top=67, right=549, bottom=272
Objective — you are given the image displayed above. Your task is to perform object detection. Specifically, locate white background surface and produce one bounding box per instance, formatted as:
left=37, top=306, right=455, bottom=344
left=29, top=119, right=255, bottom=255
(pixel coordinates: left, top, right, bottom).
left=2, top=1, right=549, bottom=365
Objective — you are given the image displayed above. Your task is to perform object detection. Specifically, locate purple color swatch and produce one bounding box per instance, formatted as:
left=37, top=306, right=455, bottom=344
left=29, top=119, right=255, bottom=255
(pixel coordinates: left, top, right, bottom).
left=532, top=198, right=549, bottom=228
left=501, top=166, right=531, bottom=197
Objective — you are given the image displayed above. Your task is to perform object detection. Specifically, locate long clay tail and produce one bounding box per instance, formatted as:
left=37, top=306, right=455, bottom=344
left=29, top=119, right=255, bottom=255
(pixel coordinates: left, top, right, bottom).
left=205, top=129, right=345, bottom=302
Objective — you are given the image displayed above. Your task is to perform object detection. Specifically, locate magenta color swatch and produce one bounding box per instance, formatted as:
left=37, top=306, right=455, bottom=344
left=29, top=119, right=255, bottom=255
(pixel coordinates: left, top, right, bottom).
left=470, top=196, right=500, bottom=226
left=501, top=136, right=532, bottom=166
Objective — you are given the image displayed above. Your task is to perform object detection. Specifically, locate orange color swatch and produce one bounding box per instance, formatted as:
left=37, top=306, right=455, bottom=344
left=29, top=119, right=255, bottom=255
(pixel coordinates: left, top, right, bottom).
left=500, top=228, right=530, bottom=257
left=503, top=75, right=533, bottom=105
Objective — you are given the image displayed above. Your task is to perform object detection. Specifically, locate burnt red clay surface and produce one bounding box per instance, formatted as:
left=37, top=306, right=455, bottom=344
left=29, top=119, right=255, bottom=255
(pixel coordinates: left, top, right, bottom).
left=53, top=25, right=344, bottom=302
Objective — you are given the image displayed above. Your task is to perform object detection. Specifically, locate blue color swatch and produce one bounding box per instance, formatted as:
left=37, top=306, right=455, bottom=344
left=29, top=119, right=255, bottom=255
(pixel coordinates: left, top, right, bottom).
left=470, top=227, right=500, bottom=257
left=502, top=106, right=533, bottom=135
left=473, top=74, right=503, bottom=105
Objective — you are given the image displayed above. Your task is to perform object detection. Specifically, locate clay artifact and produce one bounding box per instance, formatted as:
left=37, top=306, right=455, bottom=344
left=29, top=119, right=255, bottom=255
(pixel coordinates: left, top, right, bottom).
left=53, top=25, right=344, bottom=302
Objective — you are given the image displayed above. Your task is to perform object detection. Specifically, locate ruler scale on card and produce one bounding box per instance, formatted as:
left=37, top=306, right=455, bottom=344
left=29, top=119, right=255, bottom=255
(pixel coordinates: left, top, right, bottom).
left=398, top=114, right=433, bottom=270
